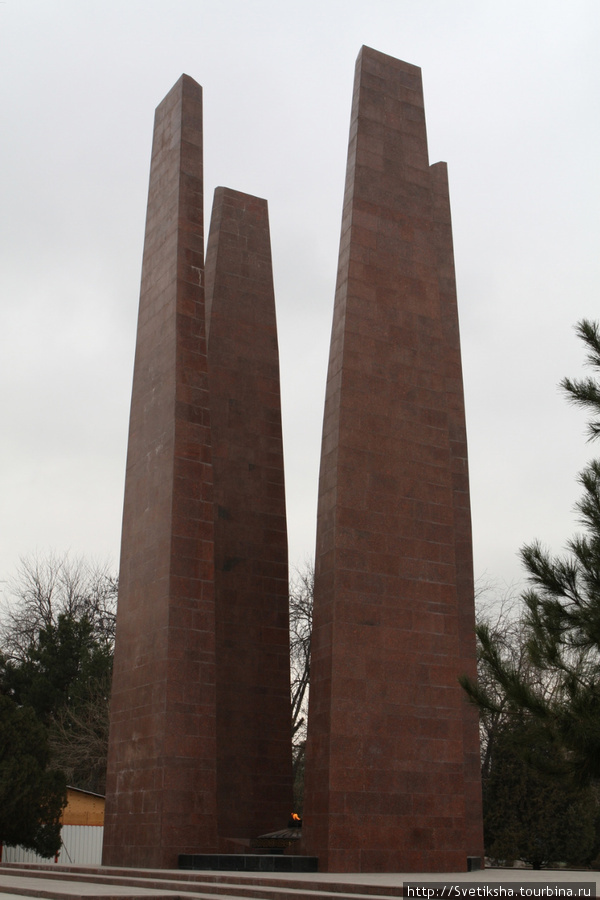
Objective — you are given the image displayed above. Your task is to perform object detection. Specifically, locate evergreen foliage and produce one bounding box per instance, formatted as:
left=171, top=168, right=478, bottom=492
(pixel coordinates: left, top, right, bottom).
left=483, top=716, right=597, bottom=868
left=1, top=612, right=112, bottom=726
left=461, top=320, right=600, bottom=864
left=0, top=694, right=67, bottom=857
left=0, top=553, right=117, bottom=795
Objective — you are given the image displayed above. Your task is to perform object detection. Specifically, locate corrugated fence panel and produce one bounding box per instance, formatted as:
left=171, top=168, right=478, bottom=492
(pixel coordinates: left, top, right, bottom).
left=58, top=825, right=103, bottom=865
left=2, top=826, right=103, bottom=865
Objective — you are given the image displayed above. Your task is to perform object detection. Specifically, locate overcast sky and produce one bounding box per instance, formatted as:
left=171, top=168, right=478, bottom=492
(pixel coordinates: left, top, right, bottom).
left=1, top=1, right=599, bottom=603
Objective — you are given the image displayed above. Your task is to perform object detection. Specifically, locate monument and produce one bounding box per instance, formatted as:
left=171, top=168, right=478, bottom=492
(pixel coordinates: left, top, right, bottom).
left=205, top=186, right=293, bottom=842
left=301, top=47, right=483, bottom=871
left=102, top=76, right=217, bottom=868
left=103, top=78, right=293, bottom=868
left=104, top=47, right=483, bottom=874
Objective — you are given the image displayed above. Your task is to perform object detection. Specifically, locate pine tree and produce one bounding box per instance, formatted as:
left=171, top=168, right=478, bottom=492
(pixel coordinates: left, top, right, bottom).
left=462, top=320, right=600, bottom=787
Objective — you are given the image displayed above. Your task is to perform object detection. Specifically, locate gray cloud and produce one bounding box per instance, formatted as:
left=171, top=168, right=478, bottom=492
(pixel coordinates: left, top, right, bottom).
left=1, top=0, right=599, bottom=596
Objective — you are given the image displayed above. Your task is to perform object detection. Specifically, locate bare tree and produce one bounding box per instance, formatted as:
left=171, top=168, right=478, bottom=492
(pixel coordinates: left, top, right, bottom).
left=289, top=561, right=313, bottom=809
left=50, top=681, right=112, bottom=795
left=472, top=581, right=529, bottom=780
left=0, top=552, right=117, bottom=662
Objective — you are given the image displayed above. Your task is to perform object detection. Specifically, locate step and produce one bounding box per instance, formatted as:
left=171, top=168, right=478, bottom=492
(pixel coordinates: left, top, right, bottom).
left=0, top=864, right=405, bottom=900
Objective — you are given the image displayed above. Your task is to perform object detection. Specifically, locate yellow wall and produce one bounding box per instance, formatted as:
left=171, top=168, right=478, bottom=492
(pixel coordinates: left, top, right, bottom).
left=61, top=788, right=105, bottom=826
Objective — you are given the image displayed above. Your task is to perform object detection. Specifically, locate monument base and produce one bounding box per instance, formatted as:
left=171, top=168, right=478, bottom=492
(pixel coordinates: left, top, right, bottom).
left=178, top=853, right=318, bottom=872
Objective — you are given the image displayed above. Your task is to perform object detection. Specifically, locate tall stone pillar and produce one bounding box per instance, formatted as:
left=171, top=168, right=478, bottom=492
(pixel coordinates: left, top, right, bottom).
left=302, top=47, right=484, bottom=872
left=205, top=187, right=293, bottom=841
left=103, top=75, right=217, bottom=868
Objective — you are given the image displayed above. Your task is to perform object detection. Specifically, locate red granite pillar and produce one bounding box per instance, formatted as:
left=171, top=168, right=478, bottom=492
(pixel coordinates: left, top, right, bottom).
left=103, top=75, right=217, bottom=868
left=302, top=47, right=484, bottom=872
left=205, top=188, right=293, bottom=843
left=430, top=161, right=484, bottom=858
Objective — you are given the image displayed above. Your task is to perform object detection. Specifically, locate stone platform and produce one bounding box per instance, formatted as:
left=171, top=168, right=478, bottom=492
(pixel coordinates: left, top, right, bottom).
left=0, top=864, right=597, bottom=900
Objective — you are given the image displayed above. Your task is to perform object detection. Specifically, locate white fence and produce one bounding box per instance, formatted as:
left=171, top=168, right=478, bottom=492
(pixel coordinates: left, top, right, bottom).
left=2, top=825, right=103, bottom=865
